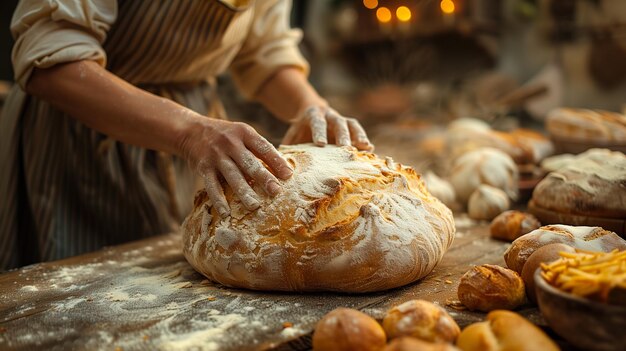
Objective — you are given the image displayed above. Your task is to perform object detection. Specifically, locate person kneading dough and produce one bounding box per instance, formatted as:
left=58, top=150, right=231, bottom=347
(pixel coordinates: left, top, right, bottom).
left=0, top=0, right=372, bottom=269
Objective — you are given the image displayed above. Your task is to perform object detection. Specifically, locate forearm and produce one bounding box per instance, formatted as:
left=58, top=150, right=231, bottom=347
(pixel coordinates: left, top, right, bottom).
left=255, top=67, right=326, bottom=122
left=25, top=60, right=202, bottom=156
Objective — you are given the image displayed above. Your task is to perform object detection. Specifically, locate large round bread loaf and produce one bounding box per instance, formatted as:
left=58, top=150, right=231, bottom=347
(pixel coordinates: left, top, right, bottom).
left=531, top=149, right=626, bottom=218
left=182, top=144, right=455, bottom=292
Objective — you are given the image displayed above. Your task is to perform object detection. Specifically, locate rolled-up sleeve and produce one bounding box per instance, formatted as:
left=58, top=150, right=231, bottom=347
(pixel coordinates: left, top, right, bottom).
left=229, top=0, right=310, bottom=99
left=11, top=0, right=117, bottom=89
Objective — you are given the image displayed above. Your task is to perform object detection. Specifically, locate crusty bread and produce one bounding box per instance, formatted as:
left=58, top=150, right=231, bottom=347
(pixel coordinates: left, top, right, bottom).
left=312, top=308, right=386, bottom=351
left=490, top=211, right=541, bottom=242
left=382, top=300, right=460, bottom=343
left=446, top=123, right=553, bottom=164
left=457, top=265, right=525, bottom=312
left=182, top=144, right=455, bottom=292
left=546, top=107, right=626, bottom=143
left=456, top=310, right=559, bottom=351
left=504, top=225, right=626, bottom=274
left=531, top=149, right=626, bottom=218
left=384, top=337, right=461, bottom=351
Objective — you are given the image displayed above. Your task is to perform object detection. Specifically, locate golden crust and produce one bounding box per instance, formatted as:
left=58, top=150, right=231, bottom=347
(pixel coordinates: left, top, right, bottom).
left=182, top=144, right=455, bottom=292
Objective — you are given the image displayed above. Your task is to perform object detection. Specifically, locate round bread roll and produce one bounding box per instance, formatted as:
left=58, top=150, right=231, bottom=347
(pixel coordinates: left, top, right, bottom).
left=182, top=144, right=455, bottom=292
left=384, top=337, right=461, bottom=351
left=467, top=185, right=510, bottom=221
left=520, top=243, right=576, bottom=303
left=382, top=300, right=460, bottom=343
left=457, top=265, right=525, bottom=312
left=449, top=148, right=519, bottom=204
left=313, top=308, right=386, bottom=351
left=504, top=225, right=626, bottom=274
left=423, top=171, right=456, bottom=208
left=490, top=211, right=541, bottom=242
left=531, top=148, right=626, bottom=218
left=456, top=310, right=559, bottom=351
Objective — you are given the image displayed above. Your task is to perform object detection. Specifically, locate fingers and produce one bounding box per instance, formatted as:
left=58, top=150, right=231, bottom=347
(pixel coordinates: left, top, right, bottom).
left=327, top=110, right=351, bottom=146
left=346, top=117, right=373, bottom=151
left=306, top=107, right=327, bottom=146
left=245, top=133, right=293, bottom=180
left=203, top=171, right=230, bottom=218
left=217, top=158, right=260, bottom=211
left=232, top=149, right=282, bottom=196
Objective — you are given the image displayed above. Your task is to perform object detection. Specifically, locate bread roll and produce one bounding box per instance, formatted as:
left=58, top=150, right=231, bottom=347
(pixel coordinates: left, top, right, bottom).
left=423, top=171, right=457, bottom=208
left=546, top=107, right=626, bottom=143
left=490, top=211, right=541, bottom=242
left=446, top=122, right=553, bottom=164
left=520, top=243, right=576, bottom=303
left=384, top=337, right=461, bottom=351
left=313, top=308, right=386, bottom=351
left=382, top=300, right=460, bottom=343
left=456, top=310, right=559, bottom=351
left=182, top=144, right=455, bottom=292
left=531, top=148, right=626, bottom=218
left=449, top=148, right=518, bottom=204
left=504, top=225, right=626, bottom=274
left=458, top=265, right=525, bottom=312
left=467, top=185, right=510, bottom=221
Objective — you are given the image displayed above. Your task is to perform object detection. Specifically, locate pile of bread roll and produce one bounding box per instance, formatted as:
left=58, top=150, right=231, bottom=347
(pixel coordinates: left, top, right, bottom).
left=312, top=299, right=559, bottom=351
left=419, top=118, right=554, bottom=221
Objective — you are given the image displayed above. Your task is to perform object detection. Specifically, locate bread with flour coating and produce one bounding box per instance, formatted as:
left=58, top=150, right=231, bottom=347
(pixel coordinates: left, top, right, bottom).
left=182, top=144, right=455, bottom=292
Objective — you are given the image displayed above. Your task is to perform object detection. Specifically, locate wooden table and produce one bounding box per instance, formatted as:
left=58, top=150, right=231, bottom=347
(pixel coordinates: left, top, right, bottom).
left=0, top=217, right=563, bottom=351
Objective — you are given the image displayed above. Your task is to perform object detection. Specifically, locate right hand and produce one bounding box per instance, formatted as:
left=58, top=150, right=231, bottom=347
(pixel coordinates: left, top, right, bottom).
left=180, top=118, right=293, bottom=218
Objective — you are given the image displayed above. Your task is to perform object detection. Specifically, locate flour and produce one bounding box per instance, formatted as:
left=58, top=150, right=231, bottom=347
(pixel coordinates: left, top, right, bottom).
left=183, top=144, right=455, bottom=292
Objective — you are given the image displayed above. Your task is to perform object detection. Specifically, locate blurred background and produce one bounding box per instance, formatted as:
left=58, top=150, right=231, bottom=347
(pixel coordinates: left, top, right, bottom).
left=2, top=0, right=626, bottom=146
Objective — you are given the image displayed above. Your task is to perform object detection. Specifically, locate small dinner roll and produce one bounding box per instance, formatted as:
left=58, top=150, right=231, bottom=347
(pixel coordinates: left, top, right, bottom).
left=458, top=265, right=525, bottom=312
left=312, top=308, right=386, bottom=351
left=382, top=300, right=460, bottom=343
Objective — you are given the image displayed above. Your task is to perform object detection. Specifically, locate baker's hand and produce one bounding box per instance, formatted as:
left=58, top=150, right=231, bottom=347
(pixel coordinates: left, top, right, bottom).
left=181, top=119, right=292, bottom=218
left=282, top=106, right=373, bottom=151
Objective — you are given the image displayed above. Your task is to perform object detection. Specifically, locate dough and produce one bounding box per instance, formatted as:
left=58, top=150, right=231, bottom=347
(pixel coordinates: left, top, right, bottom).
left=467, top=185, right=510, bottom=221
left=182, top=144, right=455, bottom=292
left=450, top=148, right=519, bottom=203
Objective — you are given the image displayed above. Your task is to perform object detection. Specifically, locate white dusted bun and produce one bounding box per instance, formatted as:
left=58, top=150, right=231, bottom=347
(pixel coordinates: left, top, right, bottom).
left=450, top=148, right=519, bottom=203
left=182, top=144, right=455, bottom=292
left=422, top=171, right=456, bottom=208
left=467, top=185, right=510, bottom=220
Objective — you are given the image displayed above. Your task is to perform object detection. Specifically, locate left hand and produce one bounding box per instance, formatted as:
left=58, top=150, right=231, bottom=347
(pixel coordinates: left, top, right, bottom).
left=282, top=105, right=374, bottom=151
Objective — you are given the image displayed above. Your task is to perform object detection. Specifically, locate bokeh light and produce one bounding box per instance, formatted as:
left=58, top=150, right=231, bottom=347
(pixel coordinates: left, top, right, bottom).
left=363, top=0, right=378, bottom=10
left=376, top=7, right=392, bottom=23
left=396, top=6, right=412, bottom=22
left=441, top=0, right=455, bottom=14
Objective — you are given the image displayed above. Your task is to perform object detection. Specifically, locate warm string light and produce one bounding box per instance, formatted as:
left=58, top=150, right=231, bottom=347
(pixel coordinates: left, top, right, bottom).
left=376, top=7, right=392, bottom=23
left=396, top=6, right=411, bottom=22
left=363, top=0, right=378, bottom=10
left=441, top=0, right=455, bottom=14
left=366, top=2, right=413, bottom=25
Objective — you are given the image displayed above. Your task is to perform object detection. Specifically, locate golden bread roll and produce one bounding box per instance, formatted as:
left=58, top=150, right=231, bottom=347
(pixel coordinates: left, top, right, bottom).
left=446, top=121, right=553, bottom=164
left=490, top=210, right=541, bottom=242
left=531, top=148, right=626, bottom=218
left=546, top=107, right=626, bottom=143
left=520, top=243, right=575, bottom=303
left=182, top=144, right=455, bottom=292
left=456, top=310, right=560, bottom=351
left=313, top=308, right=386, bottom=351
left=457, top=264, right=525, bottom=312
left=383, top=337, right=461, bottom=351
left=382, top=300, right=460, bottom=343
left=504, top=225, right=626, bottom=274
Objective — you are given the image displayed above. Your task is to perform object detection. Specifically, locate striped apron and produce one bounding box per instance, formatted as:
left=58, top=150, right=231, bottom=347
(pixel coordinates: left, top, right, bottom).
left=0, top=0, right=249, bottom=270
